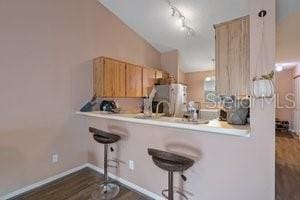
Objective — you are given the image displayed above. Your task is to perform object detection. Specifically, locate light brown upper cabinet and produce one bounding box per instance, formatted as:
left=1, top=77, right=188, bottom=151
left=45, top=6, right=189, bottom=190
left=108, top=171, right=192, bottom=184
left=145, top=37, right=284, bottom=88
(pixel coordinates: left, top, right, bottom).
left=215, top=16, right=250, bottom=96
left=94, top=57, right=169, bottom=98
left=142, top=68, right=156, bottom=97
left=93, top=57, right=126, bottom=97
left=126, top=64, right=142, bottom=97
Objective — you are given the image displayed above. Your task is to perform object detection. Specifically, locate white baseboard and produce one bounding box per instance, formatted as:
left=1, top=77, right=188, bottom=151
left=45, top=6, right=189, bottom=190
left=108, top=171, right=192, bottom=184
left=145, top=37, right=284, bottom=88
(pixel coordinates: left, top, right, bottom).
left=1, top=163, right=163, bottom=200
left=86, top=163, right=163, bottom=200
left=0, top=164, right=90, bottom=200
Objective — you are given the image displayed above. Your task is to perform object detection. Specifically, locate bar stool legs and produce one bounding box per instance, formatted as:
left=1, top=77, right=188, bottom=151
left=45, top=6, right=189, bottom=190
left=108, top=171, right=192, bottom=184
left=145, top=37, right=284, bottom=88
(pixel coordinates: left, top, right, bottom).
left=162, top=171, right=189, bottom=200
left=148, top=148, right=194, bottom=200
left=90, top=127, right=121, bottom=199
left=104, top=144, right=108, bottom=186
left=99, top=144, right=120, bottom=200
left=168, top=171, right=174, bottom=200
left=162, top=171, right=175, bottom=200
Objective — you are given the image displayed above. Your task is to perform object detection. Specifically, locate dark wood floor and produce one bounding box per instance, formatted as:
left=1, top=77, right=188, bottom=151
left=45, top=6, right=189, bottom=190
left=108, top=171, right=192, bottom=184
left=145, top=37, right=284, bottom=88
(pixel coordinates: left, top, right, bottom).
left=9, top=132, right=299, bottom=200
left=10, top=168, right=153, bottom=200
left=276, top=132, right=300, bottom=200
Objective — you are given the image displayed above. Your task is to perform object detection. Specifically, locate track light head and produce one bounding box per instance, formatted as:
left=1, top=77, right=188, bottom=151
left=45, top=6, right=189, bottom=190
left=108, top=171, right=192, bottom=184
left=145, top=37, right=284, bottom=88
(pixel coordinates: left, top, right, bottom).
left=171, top=7, right=176, bottom=16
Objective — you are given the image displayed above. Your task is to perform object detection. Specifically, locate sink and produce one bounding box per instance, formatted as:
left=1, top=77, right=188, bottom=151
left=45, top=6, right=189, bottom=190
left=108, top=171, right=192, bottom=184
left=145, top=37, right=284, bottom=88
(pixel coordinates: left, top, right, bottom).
left=134, top=114, right=163, bottom=120
left=134, top=115, right=160, bottom=120
left=159, top=117, right=209, bottom=125
left=173, top=118, right=209, bottom=125
left=134, top=114, right=209, bottom=125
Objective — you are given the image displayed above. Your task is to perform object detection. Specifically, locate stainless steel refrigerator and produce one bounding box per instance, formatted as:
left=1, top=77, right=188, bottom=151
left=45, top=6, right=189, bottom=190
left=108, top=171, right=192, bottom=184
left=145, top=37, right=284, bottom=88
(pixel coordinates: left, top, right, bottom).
left=153, top=84, right=187, bottom=117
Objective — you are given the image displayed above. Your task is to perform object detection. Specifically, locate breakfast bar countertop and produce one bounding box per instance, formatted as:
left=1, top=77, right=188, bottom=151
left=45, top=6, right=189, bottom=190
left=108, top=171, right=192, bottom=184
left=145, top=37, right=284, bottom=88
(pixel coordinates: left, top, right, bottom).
left=76, top=111, right=250, bottom=138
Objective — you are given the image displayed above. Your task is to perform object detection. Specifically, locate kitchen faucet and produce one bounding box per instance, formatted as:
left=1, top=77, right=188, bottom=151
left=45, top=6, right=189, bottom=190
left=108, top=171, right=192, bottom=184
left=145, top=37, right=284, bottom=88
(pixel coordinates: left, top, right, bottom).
left=184, top=101, right=199, bottom=122
left=155, top=100, right=173, bottom=117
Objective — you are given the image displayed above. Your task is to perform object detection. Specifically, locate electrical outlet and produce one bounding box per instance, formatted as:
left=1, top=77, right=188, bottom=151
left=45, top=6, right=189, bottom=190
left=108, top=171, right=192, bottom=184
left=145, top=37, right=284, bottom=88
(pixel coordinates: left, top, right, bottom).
left=129, top=160, right=134, bottom=170
left=52, top=154, right=58, bottom=163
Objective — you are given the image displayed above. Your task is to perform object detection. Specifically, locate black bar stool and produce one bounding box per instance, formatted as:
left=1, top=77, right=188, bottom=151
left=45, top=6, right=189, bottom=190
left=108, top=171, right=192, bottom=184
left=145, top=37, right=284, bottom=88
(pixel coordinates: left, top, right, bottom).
left=89, top=127, right=121, bottom=199
left=148, top=148, right=194, bottom=200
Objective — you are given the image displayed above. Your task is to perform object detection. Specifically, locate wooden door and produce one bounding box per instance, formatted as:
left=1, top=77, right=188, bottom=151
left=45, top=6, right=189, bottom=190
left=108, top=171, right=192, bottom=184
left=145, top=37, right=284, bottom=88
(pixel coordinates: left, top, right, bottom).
left=142, top=68, right=156, bottom=97
left=126, top=64, right=142, bottom=97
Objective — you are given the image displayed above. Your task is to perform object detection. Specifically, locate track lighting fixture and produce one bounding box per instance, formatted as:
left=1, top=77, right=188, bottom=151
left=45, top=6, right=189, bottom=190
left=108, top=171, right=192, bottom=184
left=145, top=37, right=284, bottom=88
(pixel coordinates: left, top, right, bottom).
left=167, top=0, right=195, bottom=36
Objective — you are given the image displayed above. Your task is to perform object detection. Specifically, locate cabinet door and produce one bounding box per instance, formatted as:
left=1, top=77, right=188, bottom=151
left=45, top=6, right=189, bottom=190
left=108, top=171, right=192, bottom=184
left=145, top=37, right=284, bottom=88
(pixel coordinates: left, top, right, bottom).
left=93, top=57, right=105, bottom=97
left=113, top=59, right=126, bottom=97
left=126, top=64, right=142, bottom=97
left=215, top=24, right=230, bottom=95
left=227, top=17, right=249, bottom=95
left=93, top=57, right=126, bottom=97
left=143, top=68, right=156, bottom=97
left=240, top=17, right=250, bottom=95
left=215, top=16, right=249, bottom=96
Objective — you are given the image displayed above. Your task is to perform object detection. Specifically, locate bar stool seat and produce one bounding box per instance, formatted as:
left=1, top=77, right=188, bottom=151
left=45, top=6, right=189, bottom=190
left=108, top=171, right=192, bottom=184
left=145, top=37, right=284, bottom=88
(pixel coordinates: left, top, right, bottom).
left=149, top=149, right=194, bottom=172
left=148, top=148, right=194, bottom=200
left=90, top=127, right=120, bottom=144
left=89, top=127, right=121, bottom=200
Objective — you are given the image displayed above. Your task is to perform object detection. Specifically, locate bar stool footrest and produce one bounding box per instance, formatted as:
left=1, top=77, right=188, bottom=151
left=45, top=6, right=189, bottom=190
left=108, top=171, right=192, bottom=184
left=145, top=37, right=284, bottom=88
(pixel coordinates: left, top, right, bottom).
left=107, top=159, right=120, bottom=168
left=162, top=188, right=189, bottom=200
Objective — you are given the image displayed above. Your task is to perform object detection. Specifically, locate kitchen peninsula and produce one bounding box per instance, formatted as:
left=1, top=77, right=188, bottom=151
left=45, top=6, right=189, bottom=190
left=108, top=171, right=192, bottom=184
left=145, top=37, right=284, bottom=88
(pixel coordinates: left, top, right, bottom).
left=0, top=0, right=278, bottom=199
left=78, top=106, right=254, bottom=200
left=76, top=111, right=250, bottom=137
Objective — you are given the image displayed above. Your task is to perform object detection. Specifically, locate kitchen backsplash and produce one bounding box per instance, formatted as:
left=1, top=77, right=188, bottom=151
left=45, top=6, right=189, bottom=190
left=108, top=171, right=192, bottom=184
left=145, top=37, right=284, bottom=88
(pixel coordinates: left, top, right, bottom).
left=97, top=98, right=143, bottom=113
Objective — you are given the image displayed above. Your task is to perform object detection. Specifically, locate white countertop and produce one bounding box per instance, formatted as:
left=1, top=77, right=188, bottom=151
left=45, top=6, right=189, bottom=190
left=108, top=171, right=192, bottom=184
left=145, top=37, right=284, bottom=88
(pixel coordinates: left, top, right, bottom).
left=76, top=111, right=250, bottom=138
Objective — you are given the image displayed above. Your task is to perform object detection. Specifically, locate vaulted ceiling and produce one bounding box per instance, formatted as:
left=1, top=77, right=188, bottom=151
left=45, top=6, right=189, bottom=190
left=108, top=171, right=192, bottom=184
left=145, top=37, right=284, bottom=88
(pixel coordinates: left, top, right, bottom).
left=99, top=0, right=300, bottom=72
